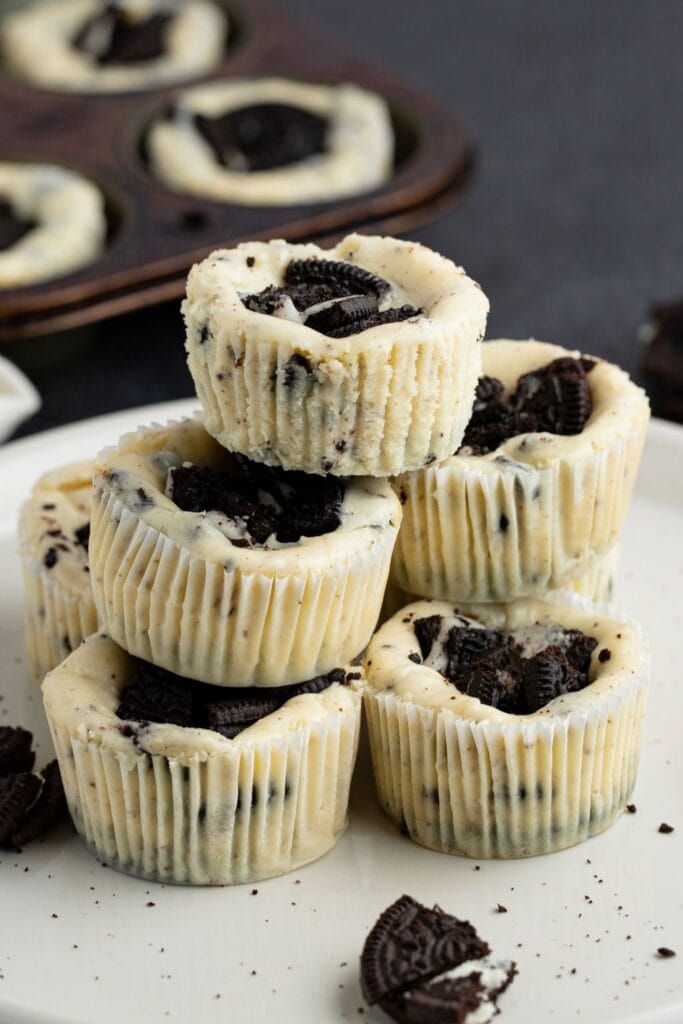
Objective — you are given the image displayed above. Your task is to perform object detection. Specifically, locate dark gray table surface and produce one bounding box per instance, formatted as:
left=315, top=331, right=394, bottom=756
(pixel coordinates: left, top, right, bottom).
left=4, top=0, right=683, bottom=438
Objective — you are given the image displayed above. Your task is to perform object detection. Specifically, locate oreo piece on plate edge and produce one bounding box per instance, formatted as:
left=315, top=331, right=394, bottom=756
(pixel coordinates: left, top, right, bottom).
left=360, top=894, right=516, bottom=1023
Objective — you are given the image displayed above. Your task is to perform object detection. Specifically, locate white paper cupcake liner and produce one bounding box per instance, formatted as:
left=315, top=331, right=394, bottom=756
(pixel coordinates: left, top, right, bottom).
left=391, top=340, right=649, bottom=602
left=183, top=235, right=488, bottom=476
left=90, top=417, right=400, bottom=686
left=18, top=459, right=97, bottom=681
left=381, top=545, right=620, bottom=622
left=363, top=594, right=650, bottom=858
left=43, top=634, right=362, bottom=885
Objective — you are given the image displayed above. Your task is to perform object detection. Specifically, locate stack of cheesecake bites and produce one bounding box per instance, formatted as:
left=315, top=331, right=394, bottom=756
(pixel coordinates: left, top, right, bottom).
left=23, top=233, right=651, bottom=884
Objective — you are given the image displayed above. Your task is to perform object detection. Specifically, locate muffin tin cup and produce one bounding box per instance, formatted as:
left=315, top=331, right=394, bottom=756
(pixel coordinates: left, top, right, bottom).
left=0, top=0, right=472, bottom=340
left=380, top=545, right=621, bottom=622
left=363, top=673, right=648, bottom=859
left=43, top=634, right=362, bottom=885
left=89, top=418, right=401, bottom=686
left=390, top=342, right=649, bottom=603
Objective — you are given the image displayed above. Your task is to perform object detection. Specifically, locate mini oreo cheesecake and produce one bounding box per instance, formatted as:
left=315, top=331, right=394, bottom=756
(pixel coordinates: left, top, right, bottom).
left=90, top=417, right=401, bottom=686
left=391, top=339, right=649, bottom=602
left=147, top=78, right=393, bottom=205
left=0, top=162, right=106, bottom=288
left=1, top=0, right=227, bottom=93
left=42, top=633, right=362, bottom=884
left=18, top=460, right=98, bottom=681
left=363, top=595, right=649, bottom=858
left=183, top=235, right=488, bottom=476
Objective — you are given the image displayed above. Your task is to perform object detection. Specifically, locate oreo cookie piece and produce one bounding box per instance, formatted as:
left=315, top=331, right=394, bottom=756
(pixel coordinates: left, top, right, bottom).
left=325, top=304, right=421, bottom=339
left=168, top=459, right=344, bottom=545
left=116, top=662, right=194, bottom=728
left=285, top=258, right=391, bottom=300
left=0, top=726, right=35, bottom=775
left=512, top=356, right=595, bottom=435
left=360, top=894, right=516, bottom=1024
left=74, top=521, right=91, bottom=550
left=9, top=760, right=66, bottom=850
left=117, top=661, right=350, bottom=739
left=73, top=4, right=173, bottom=65
left=0, top=772, right=41, bottom=846
left=461, top=648, right=521, bottom=714
left=0, top=199, right=34, bottom=250
left=360, top=895, right=489, bottom=1005
left=304, top=295, right=378, bottom=336
left=458, top=356, right=596, bottom=455
left=522, top=646, right=584, bottom=713
left=413, top=615, right=443, bottom=660
left=443, top=627, right=512, bottom=683
left=195, top=103, right=327, bottom=172
left=562, top=629, right=599, bottom=673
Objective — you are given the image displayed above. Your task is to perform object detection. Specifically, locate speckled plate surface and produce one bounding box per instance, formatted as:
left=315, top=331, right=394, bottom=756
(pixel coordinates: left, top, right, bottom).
left=0, top=402, right=681, bottom=1024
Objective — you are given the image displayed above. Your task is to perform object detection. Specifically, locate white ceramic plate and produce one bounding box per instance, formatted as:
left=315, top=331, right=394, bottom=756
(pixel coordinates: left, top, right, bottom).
left=0, top=402, right=681, bottom=1024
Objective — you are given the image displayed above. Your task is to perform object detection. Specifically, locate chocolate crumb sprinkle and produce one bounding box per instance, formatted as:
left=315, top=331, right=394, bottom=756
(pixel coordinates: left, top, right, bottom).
left=658, top=822, right=674, bottom=834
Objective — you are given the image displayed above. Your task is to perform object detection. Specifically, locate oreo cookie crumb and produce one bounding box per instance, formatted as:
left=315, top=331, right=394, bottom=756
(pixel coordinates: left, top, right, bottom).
left=658, top=822, right=674, bottom=834
left=496, top=904, right=508, bottom=913
left=74, top=522, right=90, bottom=550
left=43, top=547, right=58, bottom=569
left=626, top=804, right=637, bottom=814
left=598, top=648, right=612, bottom=663
left=656, top=947, right=676, bottom=958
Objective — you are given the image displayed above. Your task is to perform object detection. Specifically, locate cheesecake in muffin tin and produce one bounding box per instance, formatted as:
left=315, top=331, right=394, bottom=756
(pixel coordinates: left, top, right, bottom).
left=18, top=460, right=98, bottom=681
left=391, top=339, right=649, bottom=602
left=0, top=162, right=106, bottom=289
left=363, top=594, right=649, bottom=858
left=147, top=77, right=393, bottom=206
left=42, top=633, right=362, bottom=884
left=1, top=0, right=227, bottom=93
left=183, top=234, right=488, bottom=476
left=90, top=416, right=401, bottom=686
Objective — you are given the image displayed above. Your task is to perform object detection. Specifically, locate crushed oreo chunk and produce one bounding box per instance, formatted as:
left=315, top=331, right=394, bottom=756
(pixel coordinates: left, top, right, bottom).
left=459, top=356, right=596, bottom=454
left=194, top=103, right=327, bottom=172
left=0, top=199, right=34, bottom=250
left=0, top=724, right=67, bottom=850
left=73, top=3, right=173, bottom=65
left=169, top=456, right=343, bottom=544
left=413, top=616, right=598, bottom=714
left=116, top=661, right=349, bottom=739
left=74, top=522, right=91, bottom=550
left=360, top=894, right=516, bottom=1023
left=242, top=257, right=421, bottom=339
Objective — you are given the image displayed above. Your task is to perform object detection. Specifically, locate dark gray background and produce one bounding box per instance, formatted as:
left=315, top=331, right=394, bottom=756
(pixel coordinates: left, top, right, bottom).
left=5, top=0, right=683, bottom=436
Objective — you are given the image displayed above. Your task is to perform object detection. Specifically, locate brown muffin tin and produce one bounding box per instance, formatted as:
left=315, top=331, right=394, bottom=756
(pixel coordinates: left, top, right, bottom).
left=0, top=0, right=472, bottom=342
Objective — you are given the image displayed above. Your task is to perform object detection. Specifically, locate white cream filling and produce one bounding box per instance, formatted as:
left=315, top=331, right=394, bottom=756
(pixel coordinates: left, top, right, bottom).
left=404, top=956, right=514, bottom=1024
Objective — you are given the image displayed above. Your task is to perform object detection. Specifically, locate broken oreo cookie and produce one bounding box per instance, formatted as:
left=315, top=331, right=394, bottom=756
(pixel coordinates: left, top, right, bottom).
left=360, top=894, right=516, bottom=1023
left=194, top=102, right=328, bottom=172
left=414, top=616, right=597, bottom=714
left=74, top=4, right=173, bottom=65
left=168, top=457, right=344, bottom=544
left=459, top=356, right=595, bottom=454
left=243, top=257, right=421, bottom=339
left=0, top=724, right=67, bottom=851
left=117, top=660, right=349, bottom=739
